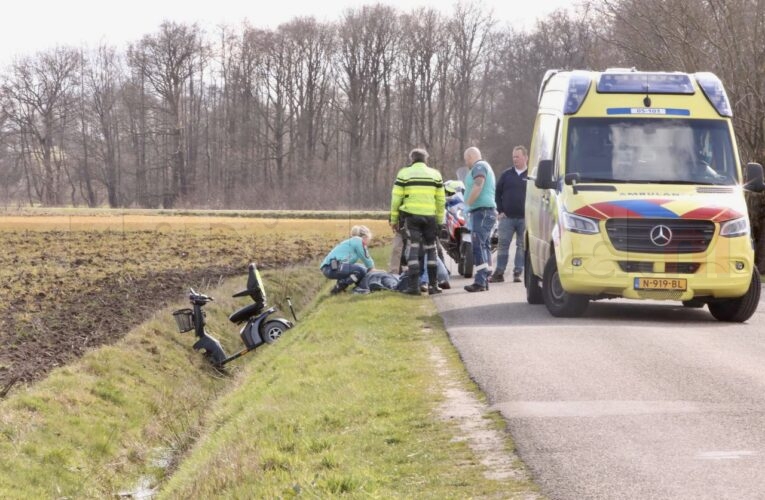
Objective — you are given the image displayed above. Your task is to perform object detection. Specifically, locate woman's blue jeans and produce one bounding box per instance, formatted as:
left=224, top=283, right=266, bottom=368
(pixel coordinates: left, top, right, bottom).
left=322, top=263, right=367, bottom=290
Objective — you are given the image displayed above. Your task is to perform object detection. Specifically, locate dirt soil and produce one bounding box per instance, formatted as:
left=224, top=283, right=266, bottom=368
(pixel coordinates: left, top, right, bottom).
left=0, top=265, right=242, bottom=390
left=0, top=217, right=390, bottom=395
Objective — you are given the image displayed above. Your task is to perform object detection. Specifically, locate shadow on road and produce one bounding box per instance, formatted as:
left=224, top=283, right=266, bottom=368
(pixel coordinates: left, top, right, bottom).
left=438, top=299, right=732, bottom=330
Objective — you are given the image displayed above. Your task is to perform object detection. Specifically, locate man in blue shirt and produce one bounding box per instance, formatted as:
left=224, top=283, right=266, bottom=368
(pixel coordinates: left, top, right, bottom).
left=462, top=147, right=496, bottom=292
left=490, top=145, right=528, bottom=283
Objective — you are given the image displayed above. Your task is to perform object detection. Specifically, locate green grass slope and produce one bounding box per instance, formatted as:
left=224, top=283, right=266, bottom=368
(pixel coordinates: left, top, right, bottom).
left=0, top=248, right=539, bottom=498
left=0, top=266, right=321, bottom=498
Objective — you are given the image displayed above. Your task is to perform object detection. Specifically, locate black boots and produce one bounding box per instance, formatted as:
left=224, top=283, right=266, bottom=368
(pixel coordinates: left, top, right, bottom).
left=464, top=283, right=488, bottom=292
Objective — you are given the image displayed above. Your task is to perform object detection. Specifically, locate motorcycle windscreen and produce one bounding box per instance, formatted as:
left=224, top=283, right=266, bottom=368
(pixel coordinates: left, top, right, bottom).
left=456, top=166, right=469, bottom=182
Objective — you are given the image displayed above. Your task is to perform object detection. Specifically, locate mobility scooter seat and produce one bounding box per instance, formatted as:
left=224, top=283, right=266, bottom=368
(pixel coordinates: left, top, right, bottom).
left=229, top=302, right=266, bottom=324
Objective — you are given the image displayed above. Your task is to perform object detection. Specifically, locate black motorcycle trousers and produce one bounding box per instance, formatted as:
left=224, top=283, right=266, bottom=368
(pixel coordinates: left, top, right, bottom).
left=403, top=215, right=438, bottom=290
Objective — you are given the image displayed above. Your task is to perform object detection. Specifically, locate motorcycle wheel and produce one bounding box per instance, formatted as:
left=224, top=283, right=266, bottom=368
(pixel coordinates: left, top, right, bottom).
left=459, top=241, right=474, bottom=278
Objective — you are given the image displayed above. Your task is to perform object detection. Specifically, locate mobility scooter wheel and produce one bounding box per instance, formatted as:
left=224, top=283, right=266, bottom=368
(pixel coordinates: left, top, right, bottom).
left=262, top=321, right=288, bottom=344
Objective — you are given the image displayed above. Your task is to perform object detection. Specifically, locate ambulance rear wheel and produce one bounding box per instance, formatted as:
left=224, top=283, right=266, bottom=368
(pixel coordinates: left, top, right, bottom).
left=708, top=270, right=761, bottom=322
left=542, top=255, right=588, bottom=317
left=262, top=321, right=287, bottom=344
left=525, top=249, right=543, bottom=305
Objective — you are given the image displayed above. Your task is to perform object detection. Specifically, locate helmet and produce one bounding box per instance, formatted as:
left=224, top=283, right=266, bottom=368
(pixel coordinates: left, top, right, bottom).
left=444, top=180, right=465, bottom=196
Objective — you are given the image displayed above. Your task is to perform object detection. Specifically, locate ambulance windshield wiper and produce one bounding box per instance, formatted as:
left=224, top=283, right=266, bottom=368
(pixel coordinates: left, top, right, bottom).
left=577, top=177, right=627, bottom=183
left=629, top=179, right=720, bottom=185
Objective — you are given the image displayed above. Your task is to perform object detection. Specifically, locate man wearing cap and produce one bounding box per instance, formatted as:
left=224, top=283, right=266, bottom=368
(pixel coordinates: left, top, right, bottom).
left=390, top=148, right=445, bottom=295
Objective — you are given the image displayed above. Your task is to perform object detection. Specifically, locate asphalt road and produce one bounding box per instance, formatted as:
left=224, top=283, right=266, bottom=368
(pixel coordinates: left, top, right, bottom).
left=433, top=269, right=765, bottom=500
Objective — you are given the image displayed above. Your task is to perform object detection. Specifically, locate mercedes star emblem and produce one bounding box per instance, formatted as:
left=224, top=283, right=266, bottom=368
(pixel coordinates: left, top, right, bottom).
left=650, top=225, right=672, bottom=247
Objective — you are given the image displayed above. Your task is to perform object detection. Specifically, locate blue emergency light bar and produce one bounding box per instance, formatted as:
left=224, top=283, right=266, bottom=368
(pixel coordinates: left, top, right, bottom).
left=597, top=72, right=695, bottom=94
left=560, top=69, right=733, bottom=117
left=563, top=71, right=592, bottom=114
left=694, top=72, right=733, bottom=117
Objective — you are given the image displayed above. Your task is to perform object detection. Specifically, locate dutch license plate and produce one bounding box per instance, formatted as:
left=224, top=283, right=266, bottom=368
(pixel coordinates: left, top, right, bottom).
left=633, top=277, right=687, bottom=291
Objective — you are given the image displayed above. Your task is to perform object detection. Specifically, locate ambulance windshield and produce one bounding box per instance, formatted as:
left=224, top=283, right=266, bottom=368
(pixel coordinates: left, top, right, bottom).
left=566, top=118, right=737, bottom=185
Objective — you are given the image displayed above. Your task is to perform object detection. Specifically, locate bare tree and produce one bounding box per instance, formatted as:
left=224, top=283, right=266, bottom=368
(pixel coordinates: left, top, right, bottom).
left=282, top=18, right=335, bottom=170
left=129, top=21, right=205, bottom=207
left=598, top=0, right=712, bottom=70
left=85, top=44, right=124, bottom=207
left=1, top=47, right=79, bottom=205
left=338, top=5, right=400, bottom=205
left=260, top=28, right=297, bottom=193
left=448, top=2, right=494, bottom=156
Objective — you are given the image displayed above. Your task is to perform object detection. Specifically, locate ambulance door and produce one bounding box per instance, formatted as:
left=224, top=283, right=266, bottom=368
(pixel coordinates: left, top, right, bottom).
left=526, top=113, right=561, bottom=275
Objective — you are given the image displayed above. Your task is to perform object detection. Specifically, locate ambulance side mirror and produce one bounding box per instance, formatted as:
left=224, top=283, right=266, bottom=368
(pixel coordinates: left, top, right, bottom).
left=534, top=159, right=556, bottom=189
left=564, top=173, right=581, bottom=195
left=744, top=162, right=765, bottom=192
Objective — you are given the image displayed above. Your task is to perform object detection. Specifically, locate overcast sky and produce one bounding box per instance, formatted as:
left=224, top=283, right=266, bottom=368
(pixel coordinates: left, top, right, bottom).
left=0, top=0, right=572, bottom=65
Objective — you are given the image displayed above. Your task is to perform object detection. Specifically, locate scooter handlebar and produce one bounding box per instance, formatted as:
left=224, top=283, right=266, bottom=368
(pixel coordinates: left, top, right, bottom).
left=189, top=288, right=214, bottom=303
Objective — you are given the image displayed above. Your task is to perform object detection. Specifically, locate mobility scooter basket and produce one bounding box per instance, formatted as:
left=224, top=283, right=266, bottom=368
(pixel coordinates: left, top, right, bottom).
left=172, top=308, right=195, bottom=333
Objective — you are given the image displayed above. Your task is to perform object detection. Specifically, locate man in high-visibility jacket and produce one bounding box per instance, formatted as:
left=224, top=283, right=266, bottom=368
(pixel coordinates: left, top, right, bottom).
left=390, top=148, right=446, bottom=295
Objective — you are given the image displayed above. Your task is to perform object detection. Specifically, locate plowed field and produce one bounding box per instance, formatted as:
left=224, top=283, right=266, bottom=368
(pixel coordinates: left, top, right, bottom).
left=0, top=214, right=389, bottom=391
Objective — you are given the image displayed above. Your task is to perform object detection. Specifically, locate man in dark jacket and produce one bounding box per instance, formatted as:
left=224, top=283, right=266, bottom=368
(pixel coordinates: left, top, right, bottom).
left=490, top=145, right=528, bottom=283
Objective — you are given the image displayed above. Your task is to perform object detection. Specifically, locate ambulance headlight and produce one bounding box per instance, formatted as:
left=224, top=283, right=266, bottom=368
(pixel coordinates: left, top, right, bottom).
left=720, top=217, right=749, bottom=237
left=561, top=211, right=600, bottom=234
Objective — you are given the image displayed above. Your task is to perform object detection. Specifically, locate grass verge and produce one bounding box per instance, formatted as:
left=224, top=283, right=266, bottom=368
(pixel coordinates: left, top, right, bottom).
left=0, top=247, right=539, bottom=498
left=159, top=251, right=538, bottom=498
left=0, top=266, right=322, bottom=499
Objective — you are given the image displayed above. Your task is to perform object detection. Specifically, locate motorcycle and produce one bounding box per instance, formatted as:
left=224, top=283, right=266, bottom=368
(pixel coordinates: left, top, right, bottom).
left=439, top=178, right=474, bottom=278
left=438, top=169, right=499, bottom=279
left=172, top=262, right=295, bottom=367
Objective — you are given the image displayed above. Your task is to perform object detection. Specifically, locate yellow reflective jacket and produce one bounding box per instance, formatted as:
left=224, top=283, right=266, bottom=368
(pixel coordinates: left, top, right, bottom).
left=390, top=162, right=445, bottom=224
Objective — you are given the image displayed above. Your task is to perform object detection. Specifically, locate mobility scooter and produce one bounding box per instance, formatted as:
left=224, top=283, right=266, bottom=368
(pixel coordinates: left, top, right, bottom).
left=172, top=262, right=294, bottom=366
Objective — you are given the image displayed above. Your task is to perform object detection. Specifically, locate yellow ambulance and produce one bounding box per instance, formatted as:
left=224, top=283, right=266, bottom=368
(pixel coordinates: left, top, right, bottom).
left=525, top=68, right=764, bottom=321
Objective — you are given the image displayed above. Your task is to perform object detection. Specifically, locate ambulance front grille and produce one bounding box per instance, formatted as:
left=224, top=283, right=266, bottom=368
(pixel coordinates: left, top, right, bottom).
left=605, top=219, right=715, bottom=254
left=618, top=261, right=701, bottom=274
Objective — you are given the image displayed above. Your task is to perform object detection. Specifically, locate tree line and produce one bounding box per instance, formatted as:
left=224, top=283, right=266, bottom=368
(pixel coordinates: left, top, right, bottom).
left=0, top=1, right=764, bottom=228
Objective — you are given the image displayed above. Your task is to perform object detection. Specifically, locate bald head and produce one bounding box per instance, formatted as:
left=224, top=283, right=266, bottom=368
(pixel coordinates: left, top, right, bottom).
left=464, top=147, right=481, bottom=167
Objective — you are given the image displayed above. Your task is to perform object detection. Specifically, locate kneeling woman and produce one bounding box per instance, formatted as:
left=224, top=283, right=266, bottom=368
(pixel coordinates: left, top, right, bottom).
left=320, top=225, right=375, bottom=294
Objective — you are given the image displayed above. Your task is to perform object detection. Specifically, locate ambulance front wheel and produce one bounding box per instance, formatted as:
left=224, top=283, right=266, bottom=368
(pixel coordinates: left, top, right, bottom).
left=707, top=270, right=761, bottom=322
left=525, top=249, right=543, bottom=305
left=542, top=255, right=589, bottom=317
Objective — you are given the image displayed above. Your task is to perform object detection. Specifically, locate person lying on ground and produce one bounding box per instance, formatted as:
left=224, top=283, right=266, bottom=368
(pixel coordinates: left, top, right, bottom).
left=419, top=255, right=451, bottom=291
